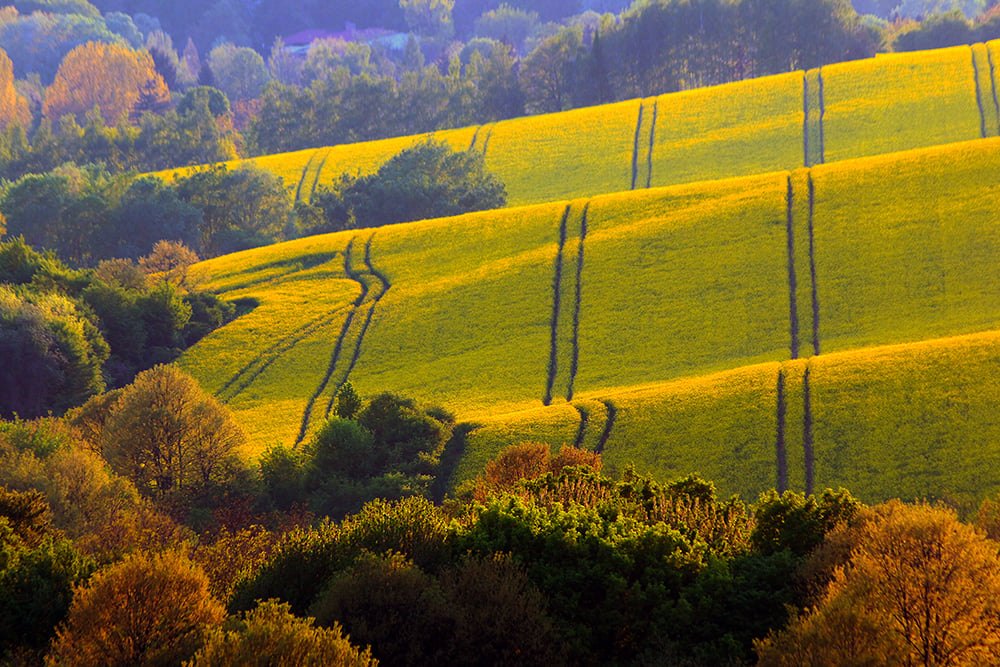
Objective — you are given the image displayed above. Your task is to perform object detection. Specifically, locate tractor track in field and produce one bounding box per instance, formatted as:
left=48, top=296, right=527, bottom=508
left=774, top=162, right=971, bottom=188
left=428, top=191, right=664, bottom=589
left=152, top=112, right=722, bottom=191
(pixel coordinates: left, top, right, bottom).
left=294, top=149, right=325, bottom=204
left=296, top=238, right=370, bottom=445
left=807, top=173, right=821, bottom=355
left=817, top=69, right=826, bottom=164
left=803, top=362, right=815, bottom=495
left=775, top=369, right=788, bottom=493
left=645, top=100, right=658, bottom=188
left=595, top=400, right=617, bottom=454
left=307, top=148, right=332, bottom=200
left=544, top=205, right=572, bottom=406
left=323, top=233, right=391, bottom=418
left=803, top=75, right=810, bottom=167
left=468, top=125, right=483, bottom=151
left=785, top=175, right=801, bottom=359
left=566, top=202, right=590, bottom=402
left=972, top=46, right=989, bottom=139
left=987, top=47, right=1000, bottom=135
left=572, top=404, right=590, bottom=449
left=216, top=300, right=353, bottom=403
left=630, top=103, right=646, bottom=190
left=480, top=123, right=496, bottom=157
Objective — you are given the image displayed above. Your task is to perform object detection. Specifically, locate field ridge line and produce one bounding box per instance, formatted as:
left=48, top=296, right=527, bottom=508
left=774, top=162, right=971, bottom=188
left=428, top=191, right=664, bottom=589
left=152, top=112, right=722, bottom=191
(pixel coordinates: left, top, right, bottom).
left=566, top=202, right=590, bottom=402
left=595, top=400, right=617, bottom=454
left=572, top=404, right=590, bottom=449
left=296, top=238, right=368, bottom=445
left=785, top=175, right=800, bottom=359
left=645, top=99, right=658, bottom=188
left=544, top=205, right=572, bottom=406
left=803, top=362, right=815, bottom=495
left=986, top=45, right=1000, bottom=136
left=775, top=368, right=788, bottom=493
left=972, top=45, right=989, bottom=139
left=630, top=102, right=645, bottom=190
left=325, top=232, right=391, bottom=416
left=808, top=172, right=821, bottom=356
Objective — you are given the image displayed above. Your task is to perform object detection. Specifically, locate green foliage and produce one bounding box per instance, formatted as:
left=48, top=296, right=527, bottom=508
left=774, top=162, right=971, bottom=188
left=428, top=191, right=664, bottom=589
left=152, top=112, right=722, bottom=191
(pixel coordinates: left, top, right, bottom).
left=314, top=140, right=506, bottom=232
left=334, top=382, right=361, bottom=420
left=752, top=488, right=862, bottom=557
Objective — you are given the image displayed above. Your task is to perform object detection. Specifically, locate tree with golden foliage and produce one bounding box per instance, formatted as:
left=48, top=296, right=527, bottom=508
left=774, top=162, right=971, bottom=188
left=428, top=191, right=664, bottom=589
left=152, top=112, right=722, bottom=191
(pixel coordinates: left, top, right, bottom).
left=46, top=550, right=225, bottom=667
left=757, top=501, right=1000, bottom=666
left=473, top=441, right=601, bottom=502
left=189, top=600, right=377, bottom=666
left=100, top=365, right=245, bottom=497
left=0, top=48, right=30, bottom=131
left=43, top=42, right=169, bottom=124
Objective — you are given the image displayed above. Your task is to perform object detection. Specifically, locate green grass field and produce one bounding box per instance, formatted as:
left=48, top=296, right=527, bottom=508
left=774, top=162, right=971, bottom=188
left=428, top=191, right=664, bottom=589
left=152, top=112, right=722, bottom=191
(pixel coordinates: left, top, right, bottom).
left=153, top=41, right=1000, bottom=213
left=179, top=133, right=1000, bottom=504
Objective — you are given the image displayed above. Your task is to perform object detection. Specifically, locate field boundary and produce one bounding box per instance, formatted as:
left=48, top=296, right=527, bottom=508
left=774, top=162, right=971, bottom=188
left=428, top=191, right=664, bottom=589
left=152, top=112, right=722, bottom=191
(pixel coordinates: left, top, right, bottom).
left=296, top=238, right=369, bottom=445
left=566, top=202, right=590, bottom=401
left=775, top=369, right=788, bottom=492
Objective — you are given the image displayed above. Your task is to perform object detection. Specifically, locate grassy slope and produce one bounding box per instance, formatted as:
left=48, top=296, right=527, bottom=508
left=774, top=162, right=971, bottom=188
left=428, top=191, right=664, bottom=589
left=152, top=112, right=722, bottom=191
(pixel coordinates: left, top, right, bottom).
left=180, top=134, right=1000, bottom=503
left=153, top=42, right=999, bottom=211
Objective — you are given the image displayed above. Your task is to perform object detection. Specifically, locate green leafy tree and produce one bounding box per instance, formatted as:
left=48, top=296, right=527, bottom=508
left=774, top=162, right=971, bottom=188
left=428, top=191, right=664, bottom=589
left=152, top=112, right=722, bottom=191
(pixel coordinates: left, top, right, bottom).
left=334, top=382, right=362, bottom=420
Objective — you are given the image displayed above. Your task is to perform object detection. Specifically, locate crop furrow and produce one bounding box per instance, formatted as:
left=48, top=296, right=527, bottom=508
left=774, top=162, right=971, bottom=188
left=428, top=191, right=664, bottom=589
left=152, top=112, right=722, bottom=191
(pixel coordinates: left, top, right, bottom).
left=775, top=369, right=788, bottom=493
left=630, top=103, right=645, bottom=190
left=645, top=100, right=658, bottom=189
left=566, top=202, right=590, bottom=402
left=544, top=206, right=572, bottom=406
left=785, top=175, right=800, bottom=359
left=595, top=400, right=617, bottom=454
left=324, top=232, right=391, bottom=417
left=296, top=238, right=369, bottom=445
left=807, top=173, right=821, bottom=355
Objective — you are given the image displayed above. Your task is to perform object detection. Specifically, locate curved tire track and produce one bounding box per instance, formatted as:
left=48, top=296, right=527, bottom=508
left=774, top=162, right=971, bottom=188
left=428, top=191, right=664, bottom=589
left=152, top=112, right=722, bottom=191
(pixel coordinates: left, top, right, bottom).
left=595, top=400, right=617, bottom=454
left=323, top=232, right=391, bottom=419
left=544, top=206, right=572, bottom=406
left=296, top=238, right=369, bottom=445
left=294, top=149, right=325, bottom=204
left=566, top=202, right=589, bottom=402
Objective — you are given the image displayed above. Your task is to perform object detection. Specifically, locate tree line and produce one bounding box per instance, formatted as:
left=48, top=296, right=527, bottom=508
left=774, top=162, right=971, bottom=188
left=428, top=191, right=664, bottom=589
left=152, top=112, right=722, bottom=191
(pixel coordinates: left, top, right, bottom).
left=4, top=374, right=1000, bottom=664
left=3, top=1, right=1000, bottom=181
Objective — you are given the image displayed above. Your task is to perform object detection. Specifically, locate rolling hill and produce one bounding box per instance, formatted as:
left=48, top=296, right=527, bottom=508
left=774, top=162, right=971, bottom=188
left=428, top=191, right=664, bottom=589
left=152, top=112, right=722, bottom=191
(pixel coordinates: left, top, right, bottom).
left=155, top=41, right=1000, bottom=210
left=179, top=135, right=1000, bottom=508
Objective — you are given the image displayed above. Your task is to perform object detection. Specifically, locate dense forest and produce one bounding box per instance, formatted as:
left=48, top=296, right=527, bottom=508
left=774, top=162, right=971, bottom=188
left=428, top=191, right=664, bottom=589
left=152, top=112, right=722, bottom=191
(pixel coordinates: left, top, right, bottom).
left=1, top=0, right=1000, bottom=181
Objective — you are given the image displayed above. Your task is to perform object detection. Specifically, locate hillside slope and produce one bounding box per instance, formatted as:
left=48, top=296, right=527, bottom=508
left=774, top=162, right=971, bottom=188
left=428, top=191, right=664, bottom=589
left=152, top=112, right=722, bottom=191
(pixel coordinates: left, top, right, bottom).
left=156, top=42, right=1000, bottom=209
left=180, top=136, right=1000, bottom=505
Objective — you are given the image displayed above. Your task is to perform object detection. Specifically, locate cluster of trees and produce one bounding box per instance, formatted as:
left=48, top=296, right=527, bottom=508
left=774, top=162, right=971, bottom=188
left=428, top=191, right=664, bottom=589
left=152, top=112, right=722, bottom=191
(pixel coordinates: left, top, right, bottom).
left=0, top=162, right=290, bottom=264
left=3, top=0, right=999, bottom=181
left=0, top=238, right=232, bottom=412
left=6, top=382, right=1000, bottom=665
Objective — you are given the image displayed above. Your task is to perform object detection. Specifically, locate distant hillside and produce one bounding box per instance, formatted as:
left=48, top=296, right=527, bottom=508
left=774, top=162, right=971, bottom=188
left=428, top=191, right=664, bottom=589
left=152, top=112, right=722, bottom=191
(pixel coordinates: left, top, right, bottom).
left=180, top=136, right=1000, bottom=508
left=155, top=41, right=1000, bottom=208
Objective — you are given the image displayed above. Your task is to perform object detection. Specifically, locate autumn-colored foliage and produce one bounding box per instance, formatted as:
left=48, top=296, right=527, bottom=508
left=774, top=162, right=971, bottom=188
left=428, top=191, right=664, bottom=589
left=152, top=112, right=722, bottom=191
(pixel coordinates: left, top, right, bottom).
left=47, top=550, right=225, bottom=667
left=0, top=48, right=29, bottom=131
left=473, top=441, right=601, bottom=501
left=43, top=42, right=169, bottom=124
left=756, top=501, right=1000, bottom=666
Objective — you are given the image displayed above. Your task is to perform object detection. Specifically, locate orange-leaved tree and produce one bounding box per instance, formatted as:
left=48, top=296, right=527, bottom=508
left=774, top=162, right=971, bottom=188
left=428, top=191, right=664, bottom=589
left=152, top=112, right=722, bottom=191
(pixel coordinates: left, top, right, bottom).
left=0, top=48, right=30, bottom=130
left=43, top=42, right=169, bottom=124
